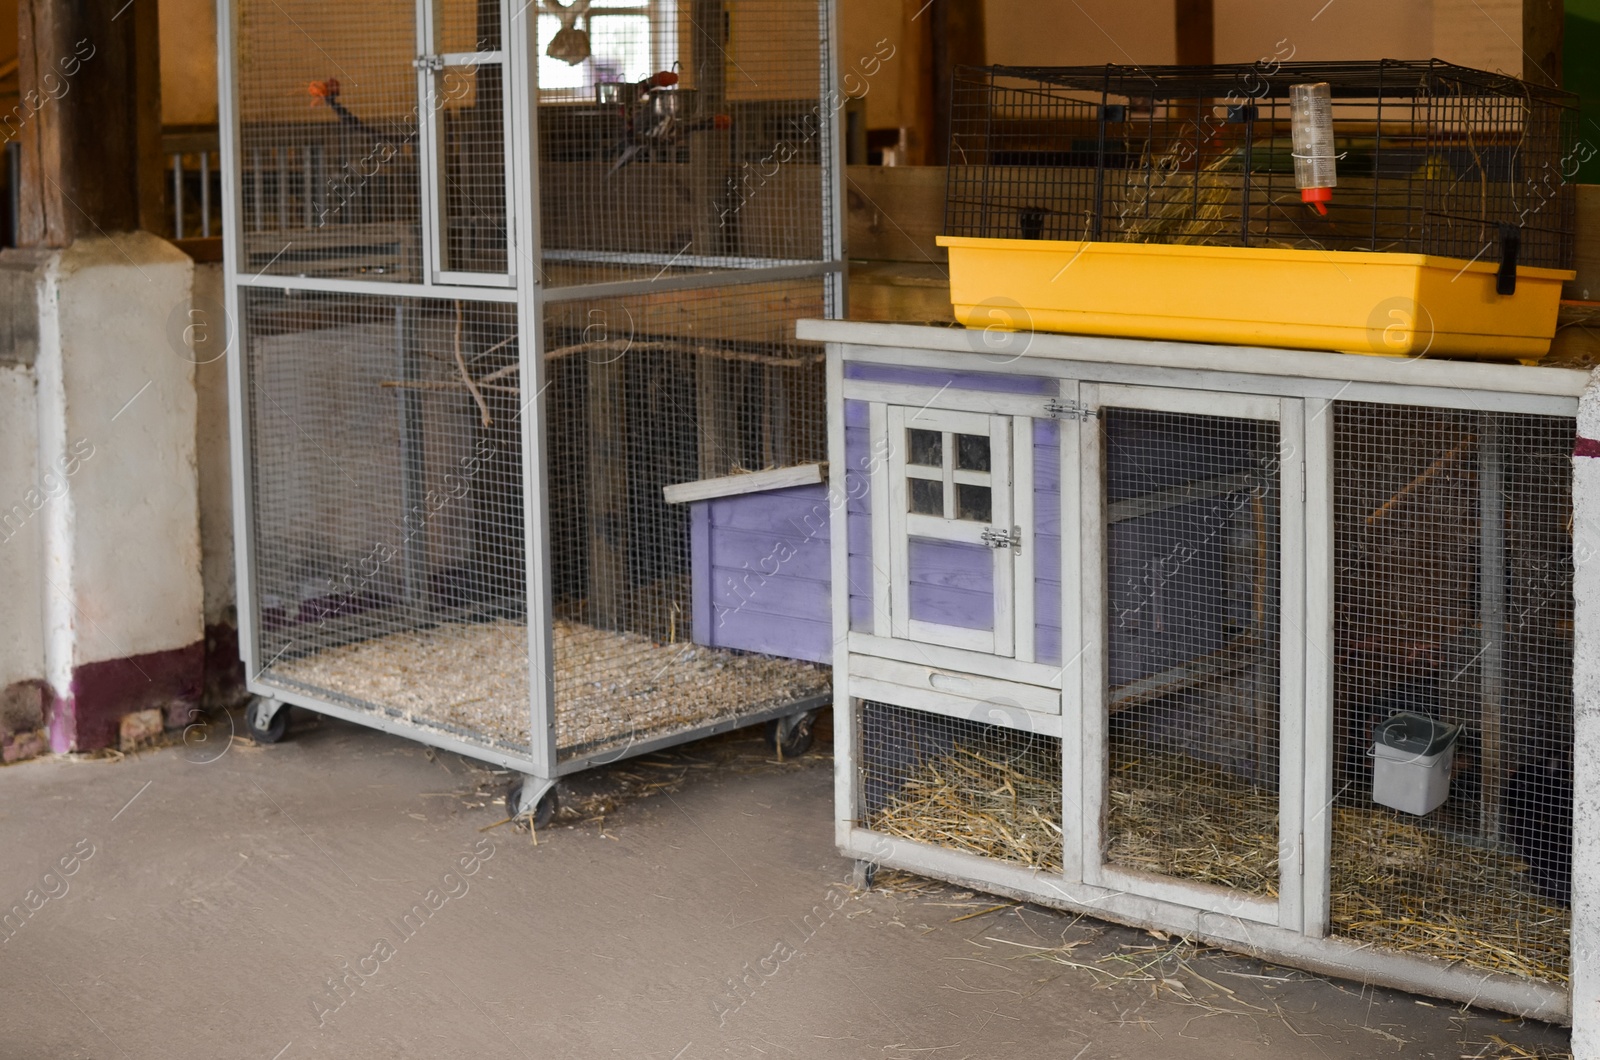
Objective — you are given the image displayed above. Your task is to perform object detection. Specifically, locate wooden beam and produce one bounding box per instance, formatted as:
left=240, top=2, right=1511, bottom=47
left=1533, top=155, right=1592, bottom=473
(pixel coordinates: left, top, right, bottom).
left=896, top=0, right=935, bottom=166
left=1523, top=0, right=1563, bottom=88
left=662, top=463, right=827, bottom=505
left=15, top=0, right=163, bottom=247
left=929, top=0, right=985, bottom=167
left=1175, top=0, right=1215, bottom=66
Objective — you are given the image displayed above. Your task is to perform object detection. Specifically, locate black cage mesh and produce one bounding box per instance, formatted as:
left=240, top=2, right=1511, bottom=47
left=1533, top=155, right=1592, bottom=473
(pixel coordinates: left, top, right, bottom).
left=946, top=61, right=1576, bottom=269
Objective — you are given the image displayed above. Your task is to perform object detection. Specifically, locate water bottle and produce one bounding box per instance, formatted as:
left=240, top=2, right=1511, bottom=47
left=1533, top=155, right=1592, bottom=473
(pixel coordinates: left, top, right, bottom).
left=1291, top=82, right=1337, bottom=215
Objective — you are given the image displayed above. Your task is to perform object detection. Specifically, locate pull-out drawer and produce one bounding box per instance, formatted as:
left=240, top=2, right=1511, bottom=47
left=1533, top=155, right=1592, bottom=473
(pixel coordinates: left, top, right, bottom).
left=847, top=654, right=1061, bottom=736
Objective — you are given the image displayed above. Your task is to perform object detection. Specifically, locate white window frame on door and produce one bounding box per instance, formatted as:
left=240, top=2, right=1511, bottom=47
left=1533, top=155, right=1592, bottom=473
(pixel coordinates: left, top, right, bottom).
left=883, top=405, right=1015, bottom=655
left=417, top=0, right=518, bottom=288
left=1076, top=382, right=1306, bottom=929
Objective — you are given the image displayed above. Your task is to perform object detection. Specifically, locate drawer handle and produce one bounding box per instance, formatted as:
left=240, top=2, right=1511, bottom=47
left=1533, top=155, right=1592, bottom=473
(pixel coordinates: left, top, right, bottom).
left=928, top=672, right=971, bottom=693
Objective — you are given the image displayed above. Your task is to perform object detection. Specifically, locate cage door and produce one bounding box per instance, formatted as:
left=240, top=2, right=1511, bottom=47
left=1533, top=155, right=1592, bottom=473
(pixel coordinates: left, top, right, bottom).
left=1080, top=384, right=1305, bottom=927
left=883, top=406, right=1016, bottom=656
left=418, top=0, right=514, bottom=284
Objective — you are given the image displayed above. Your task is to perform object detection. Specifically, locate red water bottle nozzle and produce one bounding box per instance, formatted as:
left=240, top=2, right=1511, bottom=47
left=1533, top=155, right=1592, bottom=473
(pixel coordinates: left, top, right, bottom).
left=1301, top=186, right=1332, bottom=216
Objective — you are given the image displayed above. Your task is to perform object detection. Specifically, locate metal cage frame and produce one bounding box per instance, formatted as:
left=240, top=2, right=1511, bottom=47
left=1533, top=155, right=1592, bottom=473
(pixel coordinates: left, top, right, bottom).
left=217, top=0, right=845, bottom=805
left=804, top=317, right=1586, bottom=1024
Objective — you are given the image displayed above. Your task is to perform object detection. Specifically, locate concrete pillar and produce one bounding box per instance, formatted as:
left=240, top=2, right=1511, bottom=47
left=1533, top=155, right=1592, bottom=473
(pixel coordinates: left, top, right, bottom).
left=1571, top=369, right=1600, bottom=1058
left=0, top=252, right=49, bottom=761
left=0, top=233, right=202, bottom=753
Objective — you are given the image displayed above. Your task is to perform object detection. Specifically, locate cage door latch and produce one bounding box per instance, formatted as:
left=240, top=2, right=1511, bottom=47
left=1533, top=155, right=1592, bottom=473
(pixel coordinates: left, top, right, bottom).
left=981, top=525, right=1021, bottom=551
left=413, top=55, right=446, bottom=72
left=1045, top=399, right=1096, bottom=421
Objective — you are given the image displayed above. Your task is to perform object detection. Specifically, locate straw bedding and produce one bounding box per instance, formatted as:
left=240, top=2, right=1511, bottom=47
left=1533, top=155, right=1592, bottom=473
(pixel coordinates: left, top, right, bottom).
left=865, top=741, right=1065, bottom=871
left=867, top=741, right=1570, bottom=983
left=273, top=618, right=830, bottom=757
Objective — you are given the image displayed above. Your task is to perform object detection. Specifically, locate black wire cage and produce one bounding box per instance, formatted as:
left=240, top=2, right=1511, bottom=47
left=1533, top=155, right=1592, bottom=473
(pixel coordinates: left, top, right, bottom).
left=945, top=61, right=1578, bottom=271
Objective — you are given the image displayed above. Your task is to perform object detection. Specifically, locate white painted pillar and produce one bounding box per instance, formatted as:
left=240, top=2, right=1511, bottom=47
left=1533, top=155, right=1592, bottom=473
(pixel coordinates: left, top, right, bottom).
left=0, top=234, right=203, bottom=752
left=1570, top=368, right=1600, bottom=1058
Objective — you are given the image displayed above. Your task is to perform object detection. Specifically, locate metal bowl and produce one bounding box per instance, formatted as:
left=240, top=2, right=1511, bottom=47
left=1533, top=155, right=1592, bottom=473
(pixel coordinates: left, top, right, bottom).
left=596, top=81, right=640, bottom=107
left=645, top=88, right=698, bottom=123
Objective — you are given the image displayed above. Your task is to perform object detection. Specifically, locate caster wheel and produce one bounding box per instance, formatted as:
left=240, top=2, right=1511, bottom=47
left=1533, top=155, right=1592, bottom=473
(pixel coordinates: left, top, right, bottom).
left=245, top=698, right=290, bottom=744
left=505, top=781, right=558, bottom=829
left=765, top=711, right=816, bottom=759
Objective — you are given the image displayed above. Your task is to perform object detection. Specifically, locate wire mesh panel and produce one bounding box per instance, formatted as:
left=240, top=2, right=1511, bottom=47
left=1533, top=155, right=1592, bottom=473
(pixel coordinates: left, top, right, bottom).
left=1329, top=403, right=1575, bottom=984
left=542, top=278, right=831, bottom=760
left=946, top=62, right=1575, bottom=269
left=536, top=0, right=830, bottom=287
left=243, top=288, right=530, bottom=754
left=429, top=0, right=510, bottom=277
left=858, top=701, right=1064, bottom=871
left=236, top=0, right=425, bottom=279
left=434, top=62, right=510, bottom=276
left=1100, top=408, right=1283, bottom=898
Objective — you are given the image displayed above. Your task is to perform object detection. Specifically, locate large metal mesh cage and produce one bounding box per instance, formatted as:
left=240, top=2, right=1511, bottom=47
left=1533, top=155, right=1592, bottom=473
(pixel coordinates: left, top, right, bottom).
left=945, top=61, right=1577, bottom=269
left=226, top=0, right=840, bottom=766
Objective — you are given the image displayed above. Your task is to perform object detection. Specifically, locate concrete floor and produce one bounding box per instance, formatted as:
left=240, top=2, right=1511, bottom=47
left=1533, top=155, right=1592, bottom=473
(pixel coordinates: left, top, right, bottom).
left=0, top=709, right=1574, bottom=1060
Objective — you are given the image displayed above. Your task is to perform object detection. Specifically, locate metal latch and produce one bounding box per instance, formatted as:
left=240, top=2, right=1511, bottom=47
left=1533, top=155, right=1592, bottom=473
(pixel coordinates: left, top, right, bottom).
left=981, top=525, right=1021, bottom=551
left=413, top=55, right=446, bottom=72
left=1045, top=399, right=1096, bottom=421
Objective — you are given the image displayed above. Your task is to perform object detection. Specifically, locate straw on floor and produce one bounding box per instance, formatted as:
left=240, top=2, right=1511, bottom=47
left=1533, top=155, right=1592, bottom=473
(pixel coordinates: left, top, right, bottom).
left=867, top=741, right=1569, bottom=983
left=274, top=618, right=830, bottom=757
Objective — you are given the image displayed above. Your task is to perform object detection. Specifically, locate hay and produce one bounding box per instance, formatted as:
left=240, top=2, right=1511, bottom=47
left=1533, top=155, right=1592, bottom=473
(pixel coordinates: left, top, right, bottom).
left=865, top=742, right=1064, bottom=871
left=273, top=618, right=830, bottom=758
left=1329, top=806, right=1571, bottom=984
left=1105, top=750, right=1280, bottom=897
left=865, top=736, right=1568, bottom=984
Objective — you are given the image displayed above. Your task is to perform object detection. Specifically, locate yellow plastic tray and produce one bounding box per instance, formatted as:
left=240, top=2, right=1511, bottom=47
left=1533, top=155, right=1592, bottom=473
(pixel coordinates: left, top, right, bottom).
left=937, top=236, right=1575, bottom=361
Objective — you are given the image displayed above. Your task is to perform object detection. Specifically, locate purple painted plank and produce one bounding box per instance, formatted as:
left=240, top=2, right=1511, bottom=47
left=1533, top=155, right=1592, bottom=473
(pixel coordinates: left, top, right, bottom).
left=1037, top=626, right=1062, bottom=664
left=1030, top=424, right=1062, bottom=665
left=692, top=502, right=711, bottom=646
left=706, top=608, right=833, bottom=665
left=908, top=537, right=993, bottom=593
left=1035, top=449, right=1060, bottom=492
left=1035, top=535, right=1061, bottom=583
left=710, top=527, right=830, bottom=583
left=845, top=409, right=873, bottom=630
left=908, top=537, right=993, bottom=630
left=691, top=484, right=837, bottom=664
left=712, top=567, right=831, bottom=620
left=909, top=583, right=994, bottom=631
left=845, top=362, right=1055, bottom=395
left=709, top=486, right=832, bottom=536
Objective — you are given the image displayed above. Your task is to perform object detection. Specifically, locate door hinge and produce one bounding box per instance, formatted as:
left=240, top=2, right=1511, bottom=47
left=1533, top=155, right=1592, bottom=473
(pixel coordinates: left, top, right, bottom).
left=1300, top=461, right=1306, bottom=502
left=1298, top=832, right=1305, bottom=876
left=981, top=525, right=1021, bottom=551
left=1045, top=399, right=1096, bottom=421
